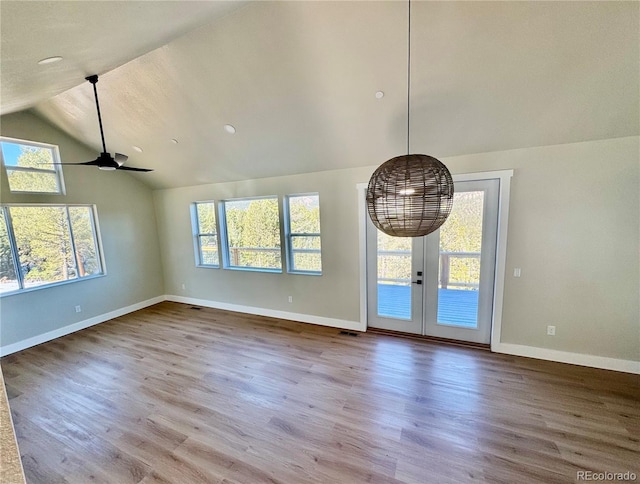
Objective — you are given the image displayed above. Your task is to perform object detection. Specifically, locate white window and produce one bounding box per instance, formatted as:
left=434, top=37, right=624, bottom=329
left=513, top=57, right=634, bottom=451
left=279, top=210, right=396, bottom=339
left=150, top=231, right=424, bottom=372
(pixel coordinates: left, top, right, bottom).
left=0, top=138, right=65, bottom=194
left=0, top=205, right=104, bottom=295
left=220, top=196, right=282, bottom=272
left=284, top=193, right=322, bottom=274
left=192, top=202, right=219, bottom=267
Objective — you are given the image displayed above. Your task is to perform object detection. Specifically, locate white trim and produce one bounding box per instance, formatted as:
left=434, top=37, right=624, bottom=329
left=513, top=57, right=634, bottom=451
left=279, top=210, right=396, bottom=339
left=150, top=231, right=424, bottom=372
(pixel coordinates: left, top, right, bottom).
left=0, top=273, right=106, bottom=298
left=494, top=342, right=640, bottom=375
left=485, top=170, right=513, bottom=352
left=0, top=296, right=164, bottom=357
left=452, top=169, right=514, bottom=183
left=356, top=183, right=368, bottom=330
left=166, top=294, right=365, bottom=332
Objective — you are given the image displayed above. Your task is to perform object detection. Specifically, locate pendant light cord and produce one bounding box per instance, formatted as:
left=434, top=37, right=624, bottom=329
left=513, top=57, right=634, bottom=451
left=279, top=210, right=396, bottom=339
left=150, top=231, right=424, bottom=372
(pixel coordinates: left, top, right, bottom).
left=407, top=0, right=411, bottom=155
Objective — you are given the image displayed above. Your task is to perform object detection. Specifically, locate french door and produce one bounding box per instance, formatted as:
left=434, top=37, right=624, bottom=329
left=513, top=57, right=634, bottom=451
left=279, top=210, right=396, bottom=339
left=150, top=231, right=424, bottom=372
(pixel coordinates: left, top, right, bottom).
left=366, top=178, right=499, bottom=344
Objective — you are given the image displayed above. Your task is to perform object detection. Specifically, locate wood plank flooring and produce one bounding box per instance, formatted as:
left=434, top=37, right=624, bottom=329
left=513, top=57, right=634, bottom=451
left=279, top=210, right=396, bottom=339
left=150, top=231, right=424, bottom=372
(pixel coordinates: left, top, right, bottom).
left=2, top=301, right=639, bottom=483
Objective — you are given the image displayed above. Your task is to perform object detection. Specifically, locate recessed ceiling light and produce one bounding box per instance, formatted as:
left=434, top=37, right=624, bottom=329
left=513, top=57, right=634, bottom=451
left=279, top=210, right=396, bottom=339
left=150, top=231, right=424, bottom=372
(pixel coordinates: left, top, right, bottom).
left=171, top=139, right=179, bottom=144
left=375, top=91, right=385, bottom=99
left=224, top=124, right=236, bottom=134
left=132, top=146, right=143, bottom=153
left=37, top=56, right=63, bottom=65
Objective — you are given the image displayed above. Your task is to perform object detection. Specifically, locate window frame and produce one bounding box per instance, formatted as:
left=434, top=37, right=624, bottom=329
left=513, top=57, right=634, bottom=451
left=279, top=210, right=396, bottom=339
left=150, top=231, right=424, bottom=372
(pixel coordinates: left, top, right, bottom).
left=284, top=192, right=322, bottom=275
left=0, top=203, right=106, bottom=297
left=0, top=137, right=66, bottom=195
left=219, top=195, right=283, bottom=273
left=191, top=201, right=220, bottom=268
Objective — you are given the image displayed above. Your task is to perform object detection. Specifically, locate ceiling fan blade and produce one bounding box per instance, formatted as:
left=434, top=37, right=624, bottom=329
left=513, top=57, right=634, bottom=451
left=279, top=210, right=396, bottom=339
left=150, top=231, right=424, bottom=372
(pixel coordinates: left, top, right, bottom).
left=117, top=166, right=153, bottom=172
left=52, top=159, right=101, bottom=166
left=114, top=153, right=128, bottom=167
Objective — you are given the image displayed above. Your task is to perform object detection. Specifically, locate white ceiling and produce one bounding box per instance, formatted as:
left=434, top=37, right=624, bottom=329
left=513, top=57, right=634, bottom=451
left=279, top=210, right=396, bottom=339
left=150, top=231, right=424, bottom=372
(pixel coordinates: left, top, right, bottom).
left=2, top=1, right=638, bottom=190
left=0, top=1, right=248, bottom=115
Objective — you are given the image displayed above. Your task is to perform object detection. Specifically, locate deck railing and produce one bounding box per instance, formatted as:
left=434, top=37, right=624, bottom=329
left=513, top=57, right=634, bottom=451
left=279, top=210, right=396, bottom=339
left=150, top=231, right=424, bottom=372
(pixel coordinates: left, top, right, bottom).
left=378, top=250, right=481, bottom=290
left=439, top=252, right=481, bottom=290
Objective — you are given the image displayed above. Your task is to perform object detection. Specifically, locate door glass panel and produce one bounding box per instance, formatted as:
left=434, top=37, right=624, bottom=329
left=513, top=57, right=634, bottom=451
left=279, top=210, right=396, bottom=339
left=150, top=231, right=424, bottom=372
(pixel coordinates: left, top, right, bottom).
left=377, top=231, right=412, bottom=320
left=437, top=191, right=484, bottom=328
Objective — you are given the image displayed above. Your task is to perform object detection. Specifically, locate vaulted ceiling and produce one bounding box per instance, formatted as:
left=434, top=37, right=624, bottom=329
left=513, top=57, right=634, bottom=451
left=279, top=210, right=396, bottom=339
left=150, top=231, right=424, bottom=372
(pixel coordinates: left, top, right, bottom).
left=1, top=1, right=638, bottom=189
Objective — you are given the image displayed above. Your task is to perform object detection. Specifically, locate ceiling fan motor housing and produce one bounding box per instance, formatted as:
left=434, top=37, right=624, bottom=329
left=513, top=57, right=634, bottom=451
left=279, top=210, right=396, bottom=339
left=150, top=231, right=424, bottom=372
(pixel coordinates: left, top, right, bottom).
left=97, top=152, right=118, bottom=170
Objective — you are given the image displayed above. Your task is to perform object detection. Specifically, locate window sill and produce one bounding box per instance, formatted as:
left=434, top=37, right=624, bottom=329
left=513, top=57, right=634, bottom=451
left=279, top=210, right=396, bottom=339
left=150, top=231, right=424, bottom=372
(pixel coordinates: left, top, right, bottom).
left=0, top=273, right=106, bottom=298
left=223, top=266, right=282, bottom=274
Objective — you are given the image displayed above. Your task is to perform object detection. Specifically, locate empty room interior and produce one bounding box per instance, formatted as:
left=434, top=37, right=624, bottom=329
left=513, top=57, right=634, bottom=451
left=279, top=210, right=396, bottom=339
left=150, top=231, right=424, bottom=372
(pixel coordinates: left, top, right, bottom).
left=0, top=1, right=638, bottom=483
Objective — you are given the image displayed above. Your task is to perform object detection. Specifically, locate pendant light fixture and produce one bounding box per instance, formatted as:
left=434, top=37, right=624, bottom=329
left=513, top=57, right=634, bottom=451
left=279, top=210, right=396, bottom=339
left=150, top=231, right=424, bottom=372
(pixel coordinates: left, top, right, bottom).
left=366, top=0, right=454, bottom=238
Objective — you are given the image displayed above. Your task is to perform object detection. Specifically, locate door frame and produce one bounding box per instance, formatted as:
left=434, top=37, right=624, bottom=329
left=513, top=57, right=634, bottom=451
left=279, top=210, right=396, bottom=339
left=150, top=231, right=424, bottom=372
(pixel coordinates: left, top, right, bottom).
left=356, top=169, right=513, bottom=351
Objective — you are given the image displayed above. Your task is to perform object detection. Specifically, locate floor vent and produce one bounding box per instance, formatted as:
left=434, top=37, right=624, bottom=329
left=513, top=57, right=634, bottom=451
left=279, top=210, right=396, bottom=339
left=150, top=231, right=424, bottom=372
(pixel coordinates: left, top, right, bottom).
left=339, top=331, right=358, bottom=337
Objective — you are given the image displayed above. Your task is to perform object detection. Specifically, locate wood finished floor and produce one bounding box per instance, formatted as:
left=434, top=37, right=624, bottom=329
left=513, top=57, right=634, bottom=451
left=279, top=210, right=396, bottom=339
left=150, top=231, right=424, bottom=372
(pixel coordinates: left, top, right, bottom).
left=2, top=302, right=639, bottom=484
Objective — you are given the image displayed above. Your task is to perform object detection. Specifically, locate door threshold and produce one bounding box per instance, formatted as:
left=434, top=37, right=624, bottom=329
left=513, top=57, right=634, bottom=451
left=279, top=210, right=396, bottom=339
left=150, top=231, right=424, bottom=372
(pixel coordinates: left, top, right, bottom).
left=367, top=327, right=491, bottom=350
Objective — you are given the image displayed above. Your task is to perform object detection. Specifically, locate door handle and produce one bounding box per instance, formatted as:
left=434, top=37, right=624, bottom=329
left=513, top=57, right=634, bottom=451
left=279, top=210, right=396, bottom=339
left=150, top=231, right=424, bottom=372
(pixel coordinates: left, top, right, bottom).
left=412, top=280, right=422, bottom=285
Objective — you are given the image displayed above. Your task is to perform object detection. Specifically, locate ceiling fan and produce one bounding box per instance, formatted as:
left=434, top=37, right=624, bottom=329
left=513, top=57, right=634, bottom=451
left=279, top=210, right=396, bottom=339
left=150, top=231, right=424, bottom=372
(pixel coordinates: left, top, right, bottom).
left=55, top=75, right=152, bottom=172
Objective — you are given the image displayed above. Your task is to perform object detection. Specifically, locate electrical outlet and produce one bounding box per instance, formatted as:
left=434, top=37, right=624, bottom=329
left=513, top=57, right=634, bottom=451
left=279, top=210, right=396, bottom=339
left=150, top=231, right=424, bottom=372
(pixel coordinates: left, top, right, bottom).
left=547, top=325, right=556, bottom=336
left=288, top=296, right=293, bottom=303
left=75, top=305, right=82, bottom=313
left=514, top=268, right=522, bottom=277
left=182, top=283, right=186, bottom=290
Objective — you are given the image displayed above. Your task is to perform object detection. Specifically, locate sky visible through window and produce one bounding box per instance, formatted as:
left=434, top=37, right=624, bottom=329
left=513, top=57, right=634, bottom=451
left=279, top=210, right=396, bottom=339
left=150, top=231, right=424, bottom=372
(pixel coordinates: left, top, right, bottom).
left=1, top=142, right=23, bottom=166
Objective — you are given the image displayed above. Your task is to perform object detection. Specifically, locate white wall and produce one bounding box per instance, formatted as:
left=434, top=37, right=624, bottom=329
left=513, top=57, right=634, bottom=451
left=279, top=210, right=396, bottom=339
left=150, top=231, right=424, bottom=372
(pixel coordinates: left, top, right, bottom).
left=1, top=110, right=637, bottom=369
left=154, top=167, right=368, bottom=327
left=447, top=137, right=639, bottom=363
left=154, top=136, right=639, bottom=365
left=0, top=111, right=165, bottom=350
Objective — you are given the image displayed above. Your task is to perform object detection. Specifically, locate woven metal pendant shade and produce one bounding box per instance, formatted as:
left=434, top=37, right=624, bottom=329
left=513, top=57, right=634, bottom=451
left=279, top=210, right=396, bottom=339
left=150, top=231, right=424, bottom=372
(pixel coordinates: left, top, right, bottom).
left=366, top=154, right=454, bottom=237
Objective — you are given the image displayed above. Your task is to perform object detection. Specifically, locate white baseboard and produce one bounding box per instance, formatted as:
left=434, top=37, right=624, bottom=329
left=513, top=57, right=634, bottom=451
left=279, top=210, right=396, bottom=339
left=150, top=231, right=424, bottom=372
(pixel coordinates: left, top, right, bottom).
left=3, top=295, right=635, bottom=376
left=493, top=342, right=640, bottom=375
left=165, top=294, right=366, bottom=333
left=0, top=296, right=165, bottom=357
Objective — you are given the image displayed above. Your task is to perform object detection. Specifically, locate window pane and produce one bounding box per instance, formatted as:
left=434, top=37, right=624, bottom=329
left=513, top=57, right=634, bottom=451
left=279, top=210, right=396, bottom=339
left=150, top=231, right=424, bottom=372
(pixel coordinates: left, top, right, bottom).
left=287, top=194, right=322, bottom=273
left=0, top=212, right=19, bottom=294
left=10, top=206, right=76, bottom=288
left=377, top=231, right=411, bottom=320
left=291, top=235, right=321, bottom=250
left=1, top=140, right=63, bottom=194
left=196, top=202, right=216, bottom=234
left=6, top=169, right=59, bottom=193
left=292, top=252, right=322, bottom=273
left=224, top=198, right=281, bottom=270
left=199, top=235, right=219, bottom=266
left=193, top=202, right=219, bottom=267
left=290, top=235, right=321, bottom=273
left=69, top=206, right=101, bottom=277
left=288, top=195, right=320, bottom=233
left=438, top=191, right=485, bottom=328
